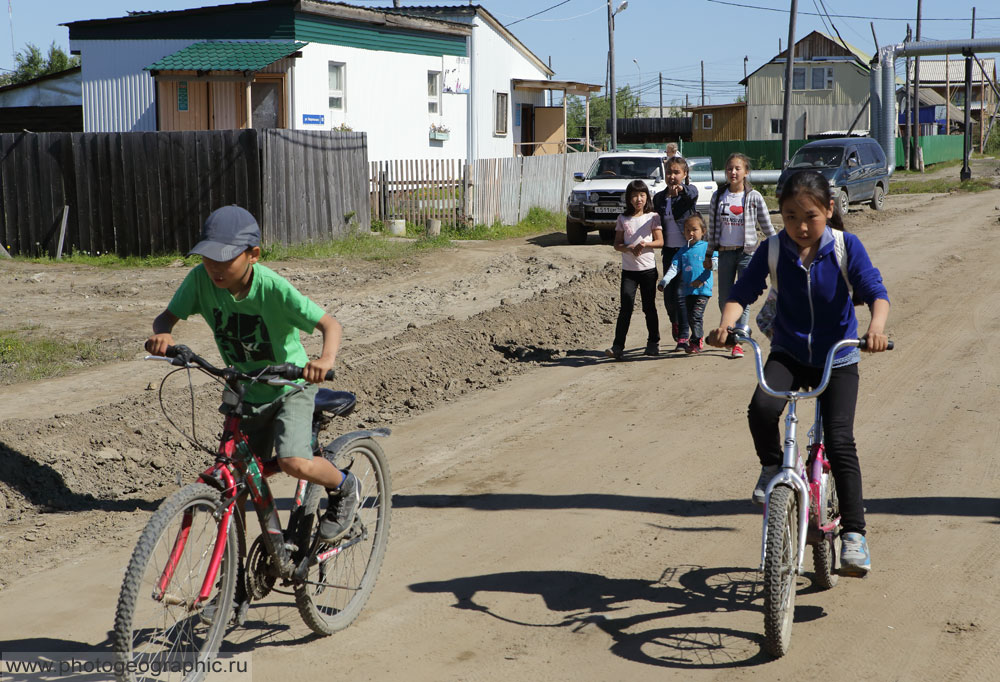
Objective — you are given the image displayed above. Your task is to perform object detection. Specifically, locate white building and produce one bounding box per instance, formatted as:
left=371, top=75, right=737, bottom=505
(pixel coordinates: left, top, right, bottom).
left=64, top=1, right=556, bottom=161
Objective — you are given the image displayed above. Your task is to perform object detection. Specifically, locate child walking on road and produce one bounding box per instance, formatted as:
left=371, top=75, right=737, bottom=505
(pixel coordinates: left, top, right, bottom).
left=145, top=205, right=361, bottom=544
left=706, top=170, right=890, bottom=576
left=706, top=152, right=776, bottom=358
left=658, top=214, right=717, bottom=354
left=653, top=156, right=699, bottom=347
left=606, top=180, right=663, bottom=360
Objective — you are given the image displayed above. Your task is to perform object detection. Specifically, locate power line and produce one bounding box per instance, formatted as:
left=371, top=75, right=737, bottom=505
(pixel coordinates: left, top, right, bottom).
left=504, top=0, right=575, bottom=27
left=705, top=0, right=1000, bottom=22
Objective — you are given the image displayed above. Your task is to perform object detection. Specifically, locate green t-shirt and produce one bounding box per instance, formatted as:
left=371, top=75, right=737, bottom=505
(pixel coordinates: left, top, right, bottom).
left=167, top=263, right=325, bottom=403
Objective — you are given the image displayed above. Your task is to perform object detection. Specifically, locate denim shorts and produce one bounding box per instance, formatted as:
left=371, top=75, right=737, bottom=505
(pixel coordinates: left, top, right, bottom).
left=231, top=383, right=318, bottom=461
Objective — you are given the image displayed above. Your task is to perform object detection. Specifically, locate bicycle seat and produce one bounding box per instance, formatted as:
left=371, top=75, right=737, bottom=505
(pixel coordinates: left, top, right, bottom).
left=314, top=389, right=356, bottom=417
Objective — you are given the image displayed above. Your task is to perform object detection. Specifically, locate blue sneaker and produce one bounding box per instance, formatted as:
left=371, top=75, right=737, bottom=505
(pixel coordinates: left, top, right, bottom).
left=840, top=532, right=871, bottom=577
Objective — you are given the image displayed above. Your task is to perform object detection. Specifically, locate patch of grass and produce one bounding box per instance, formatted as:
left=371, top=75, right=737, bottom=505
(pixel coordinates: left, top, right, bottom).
left=446, top=207, right=564, bottom=240
left=20, top=251, right=201, bottom=268
left=0, top=328, right=130, bottom=385
left=890, top=177, right=995, bottom=194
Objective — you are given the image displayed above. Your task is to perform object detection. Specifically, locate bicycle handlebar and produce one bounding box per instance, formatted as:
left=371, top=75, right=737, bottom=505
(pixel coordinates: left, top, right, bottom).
left=150, top=344, right=335, bottom=384
left=730, top=328, right=893, bottom=401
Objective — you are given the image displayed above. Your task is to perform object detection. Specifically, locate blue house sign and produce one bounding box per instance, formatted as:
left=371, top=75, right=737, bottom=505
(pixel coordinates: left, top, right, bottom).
left=302, top=114, right=325, bottom=125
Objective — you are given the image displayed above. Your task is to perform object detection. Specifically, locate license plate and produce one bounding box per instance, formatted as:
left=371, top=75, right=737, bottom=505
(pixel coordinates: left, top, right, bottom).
left=593, top=206, right=621, bottom=214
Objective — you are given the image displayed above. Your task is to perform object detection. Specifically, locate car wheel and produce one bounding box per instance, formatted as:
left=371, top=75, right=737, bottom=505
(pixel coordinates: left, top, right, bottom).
left=870, top=184, right=885, bottom=211
left=566, top=219, right=587, bottom=245
left=836, top=189, right=849, bottom=216
left=598, top=228, right=615, bottom=243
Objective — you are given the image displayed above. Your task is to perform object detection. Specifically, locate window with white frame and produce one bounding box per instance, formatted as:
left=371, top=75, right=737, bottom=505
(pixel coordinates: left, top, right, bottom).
left=811, top=66, right=834, bottom=90
left=328, top=61, right=345, bottom=111
left=427, top=71, right=441, bottom=114
left=702, top=113, right=713, bottom=130
left=495, top=91, right=508, bottom=135
left=771, top=118, right=785, bottom=134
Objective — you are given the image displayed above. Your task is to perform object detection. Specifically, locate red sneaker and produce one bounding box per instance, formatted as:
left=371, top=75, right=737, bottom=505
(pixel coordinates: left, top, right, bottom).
left=731, top=344, right=744, bottom=358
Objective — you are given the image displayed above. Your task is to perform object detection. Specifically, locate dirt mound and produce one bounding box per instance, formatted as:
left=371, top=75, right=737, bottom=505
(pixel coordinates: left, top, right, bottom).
left=0, top=263, right=621, bottom=524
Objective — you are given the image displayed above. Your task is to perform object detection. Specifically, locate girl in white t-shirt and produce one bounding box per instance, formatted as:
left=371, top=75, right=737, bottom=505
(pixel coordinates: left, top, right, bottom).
left=605, top=180, right=664, bottom=360
left=705, top=152, right=776, bottom=358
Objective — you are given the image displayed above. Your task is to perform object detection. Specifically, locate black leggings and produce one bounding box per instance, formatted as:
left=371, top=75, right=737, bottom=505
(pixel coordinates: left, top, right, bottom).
left=613, top=268, right=660, bottom=349
left=747, top=352, right=865, bottom=535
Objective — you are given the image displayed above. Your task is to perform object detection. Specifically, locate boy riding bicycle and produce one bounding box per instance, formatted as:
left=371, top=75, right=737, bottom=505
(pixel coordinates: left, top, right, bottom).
left=145, top=205, right=359, bottom=543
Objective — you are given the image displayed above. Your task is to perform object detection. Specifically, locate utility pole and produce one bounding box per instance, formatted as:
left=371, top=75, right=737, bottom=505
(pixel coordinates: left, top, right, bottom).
left=608, top=0, right=617, bottom=150
left=961, top=7, right=975, bottom=180
left=911, top=0, right=923, bottom=171
left=781, top=0, right=799, bottom=167
left=904, top=24, right=912, bottom=169
left=700, top=61, right=705, bottom=106
left=659, top=72, right=663, bottom=117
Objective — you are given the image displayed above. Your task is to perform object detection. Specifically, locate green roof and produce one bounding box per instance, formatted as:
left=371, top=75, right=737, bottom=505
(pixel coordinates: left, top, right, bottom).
left=146, top=40, right=307, bottom=72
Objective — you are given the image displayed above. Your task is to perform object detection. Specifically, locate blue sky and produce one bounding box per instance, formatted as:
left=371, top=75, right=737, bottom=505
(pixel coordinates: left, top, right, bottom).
left=4, top=0, right=998, bottom=108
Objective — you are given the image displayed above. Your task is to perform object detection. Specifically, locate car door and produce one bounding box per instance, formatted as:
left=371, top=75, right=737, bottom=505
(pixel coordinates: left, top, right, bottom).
left=842, top=146, right=866, bottom=201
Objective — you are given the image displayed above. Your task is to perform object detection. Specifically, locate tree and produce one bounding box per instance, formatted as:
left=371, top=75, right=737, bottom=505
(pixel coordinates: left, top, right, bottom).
left=566, top=85, right=643, bottom=150
left=0, top=42, right=80, bottom=87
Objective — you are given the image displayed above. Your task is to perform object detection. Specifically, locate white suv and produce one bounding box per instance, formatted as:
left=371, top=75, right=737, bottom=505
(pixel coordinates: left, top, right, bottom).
left=565, top=151, right=667, bottom=244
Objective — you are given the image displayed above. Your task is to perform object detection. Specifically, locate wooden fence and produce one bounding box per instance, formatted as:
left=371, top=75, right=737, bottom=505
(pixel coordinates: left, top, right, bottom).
left=369, top=158, right=462, bottom=225
left=0, top=129, right=369, bottom=257
left=367, top=152, right=600, bottom=228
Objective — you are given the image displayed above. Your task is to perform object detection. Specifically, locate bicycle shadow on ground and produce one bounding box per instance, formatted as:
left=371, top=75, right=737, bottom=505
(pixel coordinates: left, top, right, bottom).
left=526, top=232, right=611, bottom=248
left=409, top=566, right=824, bottom=668
left=0, top=440, right=159, bottom=513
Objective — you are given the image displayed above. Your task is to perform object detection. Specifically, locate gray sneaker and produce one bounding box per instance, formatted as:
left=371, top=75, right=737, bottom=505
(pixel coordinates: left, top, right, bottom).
left=751, top=465, right=781, bottom=505
left=319, top=471, right=361, bottom=543
left=840, top=532, right=871, bottom=577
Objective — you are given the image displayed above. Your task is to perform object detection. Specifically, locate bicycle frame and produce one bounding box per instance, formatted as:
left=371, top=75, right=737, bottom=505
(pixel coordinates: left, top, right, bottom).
left=738, top=334, right=860, bottom=576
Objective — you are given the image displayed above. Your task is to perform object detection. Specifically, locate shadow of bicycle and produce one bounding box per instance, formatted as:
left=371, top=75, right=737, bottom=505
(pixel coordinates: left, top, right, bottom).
left=410, top=564, right=828, bottom=669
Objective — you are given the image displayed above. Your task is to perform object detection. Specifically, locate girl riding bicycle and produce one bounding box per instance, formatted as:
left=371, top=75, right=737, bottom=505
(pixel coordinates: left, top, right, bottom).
left=706, top=170, right=890, bottom=576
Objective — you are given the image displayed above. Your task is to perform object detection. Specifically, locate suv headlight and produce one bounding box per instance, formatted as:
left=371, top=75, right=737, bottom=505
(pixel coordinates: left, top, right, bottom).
left=569, top=190, right=587, bottom=205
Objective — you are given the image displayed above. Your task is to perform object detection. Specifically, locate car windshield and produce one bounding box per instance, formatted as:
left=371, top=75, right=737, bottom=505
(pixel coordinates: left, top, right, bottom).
left=687, top=157, right=713, bottom=182
left=588, top=157, right=663, bottom=180
left=788, top=146, right=843, bottom=169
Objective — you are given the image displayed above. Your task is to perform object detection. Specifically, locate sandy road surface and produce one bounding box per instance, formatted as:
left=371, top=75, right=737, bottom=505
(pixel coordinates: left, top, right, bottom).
left=1, top=188, right=1000, bottom=681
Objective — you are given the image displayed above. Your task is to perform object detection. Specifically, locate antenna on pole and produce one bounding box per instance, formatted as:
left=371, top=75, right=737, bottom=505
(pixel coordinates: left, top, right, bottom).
left=7, top=0, right=15, bottom=67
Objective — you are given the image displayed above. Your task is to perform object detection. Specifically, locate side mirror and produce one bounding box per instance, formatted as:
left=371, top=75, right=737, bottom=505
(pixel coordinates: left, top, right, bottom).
left=848, top=156, right=859, bottom=168
left=573, top=172, right=584, bottom=182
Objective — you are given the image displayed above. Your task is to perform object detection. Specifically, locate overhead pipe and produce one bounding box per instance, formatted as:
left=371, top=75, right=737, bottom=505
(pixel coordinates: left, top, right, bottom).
left=874, top=37, right=1000, bottom=175
left=868, top=59, right=881, bottom=144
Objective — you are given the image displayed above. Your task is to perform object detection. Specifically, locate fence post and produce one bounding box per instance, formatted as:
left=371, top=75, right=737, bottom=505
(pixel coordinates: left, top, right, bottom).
left=462, top=162, right=472, bottom=226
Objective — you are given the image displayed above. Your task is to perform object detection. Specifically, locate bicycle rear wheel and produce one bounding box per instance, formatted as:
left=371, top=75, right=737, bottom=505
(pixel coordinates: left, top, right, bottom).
left=113, top=483, right=237, bottom=682
left=295, top=438, right=391, bottom=635
left=762, top=485, right=798, bottom=658
left=811, top=467, right=840, bottom=590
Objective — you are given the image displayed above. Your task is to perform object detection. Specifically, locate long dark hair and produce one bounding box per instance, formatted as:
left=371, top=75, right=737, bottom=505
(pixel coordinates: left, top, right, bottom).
left=725, top=152, right=754, bottom=193
left=666, top=156, right=689, bottom=184
left=623, top=180, right=653, bottom=216
left=777, top=170, right=845, bottom=231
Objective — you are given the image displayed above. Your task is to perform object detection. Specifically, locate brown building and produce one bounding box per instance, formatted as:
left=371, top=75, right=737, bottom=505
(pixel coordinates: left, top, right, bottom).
left=684, top=102, right=747, bottom=142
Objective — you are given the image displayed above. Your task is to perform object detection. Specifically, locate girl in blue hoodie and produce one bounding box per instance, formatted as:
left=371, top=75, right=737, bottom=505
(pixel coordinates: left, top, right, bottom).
left=706, top=170, right=890, bottom=577
left=658, top=214, right=717, bottom=353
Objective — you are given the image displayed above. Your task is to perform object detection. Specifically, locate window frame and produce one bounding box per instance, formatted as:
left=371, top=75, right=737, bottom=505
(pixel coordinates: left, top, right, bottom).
left=328, top=61, right=346, bottom=112
left=427, top=70, right=442, bottom=115
left=702, top=113, right=713, bottom=130
left=770, top=118, right=785, bottom=134
left=494, top=91, right=509, bottom=136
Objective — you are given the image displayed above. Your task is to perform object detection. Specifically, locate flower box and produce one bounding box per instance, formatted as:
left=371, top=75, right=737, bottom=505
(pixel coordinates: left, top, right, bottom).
left=429, top=130, right=449, bottom=141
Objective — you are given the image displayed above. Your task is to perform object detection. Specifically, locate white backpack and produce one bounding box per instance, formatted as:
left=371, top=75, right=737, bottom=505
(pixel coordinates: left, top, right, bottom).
left=755, top=231, right=852, bottom=338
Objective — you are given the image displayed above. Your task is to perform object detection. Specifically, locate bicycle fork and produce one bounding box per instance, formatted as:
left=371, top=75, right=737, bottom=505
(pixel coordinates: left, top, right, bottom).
left=759, top=399, right=810, bottom=575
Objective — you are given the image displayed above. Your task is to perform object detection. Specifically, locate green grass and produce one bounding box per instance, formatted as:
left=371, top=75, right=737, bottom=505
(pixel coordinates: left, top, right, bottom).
left=0, top=328, right=131, bottom=385
left=890, top=177, right=995, bottom=194
left=6, top=208, right=567, bottom=267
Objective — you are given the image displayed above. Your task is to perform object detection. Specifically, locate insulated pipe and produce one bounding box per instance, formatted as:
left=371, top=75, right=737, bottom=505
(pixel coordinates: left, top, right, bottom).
left=881, top=46, right=897, bottom=173
left=873, top=37, right=1000, bottom=176
left=868, top=59, right=882, bottom=143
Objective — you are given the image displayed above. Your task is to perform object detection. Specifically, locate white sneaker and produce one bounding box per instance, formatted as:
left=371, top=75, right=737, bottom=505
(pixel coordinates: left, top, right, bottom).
left=751, top=465, right=781, bottom=505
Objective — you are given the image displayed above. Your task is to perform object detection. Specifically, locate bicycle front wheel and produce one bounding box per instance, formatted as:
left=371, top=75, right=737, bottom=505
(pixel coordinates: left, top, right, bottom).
left=762, top=484, right=798, bottom=658
left=295, top=438, right=391, bottom=635
left=113, top=483, right=238, bottom=682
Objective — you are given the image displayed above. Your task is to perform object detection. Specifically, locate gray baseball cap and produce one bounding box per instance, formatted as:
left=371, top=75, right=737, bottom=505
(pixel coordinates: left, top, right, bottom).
left=188, top=205, right=261, bottom=261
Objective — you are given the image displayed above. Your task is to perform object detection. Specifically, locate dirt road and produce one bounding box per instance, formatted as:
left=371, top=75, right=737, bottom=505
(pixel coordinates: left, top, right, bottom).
left=2, top=187, right=1000, bottom=681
